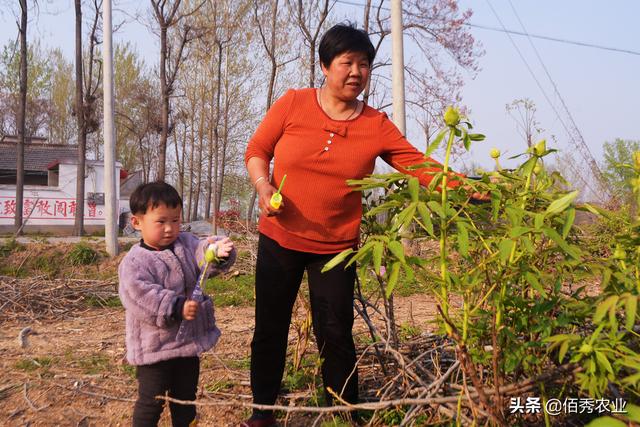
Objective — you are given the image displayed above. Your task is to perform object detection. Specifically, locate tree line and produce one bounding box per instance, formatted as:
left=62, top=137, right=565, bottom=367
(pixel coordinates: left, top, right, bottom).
left=2, top=0, right=482, bottom=234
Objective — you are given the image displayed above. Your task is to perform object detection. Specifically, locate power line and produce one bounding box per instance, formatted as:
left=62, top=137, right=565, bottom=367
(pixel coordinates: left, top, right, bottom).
left=466, top=22, right=640, bottom=56
left=506, top=0, right=609, bottom=201
left=484, top=0, right=603, bottom=200
left=334, top=0, right=640, bottom=57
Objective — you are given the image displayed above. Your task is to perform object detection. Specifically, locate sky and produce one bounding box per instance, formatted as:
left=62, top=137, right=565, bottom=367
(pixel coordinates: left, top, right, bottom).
left=1, top=0, right=639, bottom=174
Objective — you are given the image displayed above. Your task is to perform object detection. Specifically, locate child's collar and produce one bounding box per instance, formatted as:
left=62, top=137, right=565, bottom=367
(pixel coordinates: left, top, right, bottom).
left=139, top=239, right=175, bottom=252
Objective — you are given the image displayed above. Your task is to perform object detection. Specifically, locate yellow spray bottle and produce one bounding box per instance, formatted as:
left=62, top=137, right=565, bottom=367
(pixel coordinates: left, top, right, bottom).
left=270, top=174, right=287, bottom=209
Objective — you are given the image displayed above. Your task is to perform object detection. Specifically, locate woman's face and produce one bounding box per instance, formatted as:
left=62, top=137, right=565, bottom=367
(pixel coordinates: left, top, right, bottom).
left=321, top=51, right=370, bottom=101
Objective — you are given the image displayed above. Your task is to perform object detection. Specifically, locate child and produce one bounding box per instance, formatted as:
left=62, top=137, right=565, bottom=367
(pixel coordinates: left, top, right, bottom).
left=118, top=181, right=235, bottom=426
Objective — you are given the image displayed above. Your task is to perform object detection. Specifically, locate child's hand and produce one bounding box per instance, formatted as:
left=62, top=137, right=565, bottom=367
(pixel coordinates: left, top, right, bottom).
left=183, top=300, right=198, bottom=320
left=207, top=236, right=234, bottom=259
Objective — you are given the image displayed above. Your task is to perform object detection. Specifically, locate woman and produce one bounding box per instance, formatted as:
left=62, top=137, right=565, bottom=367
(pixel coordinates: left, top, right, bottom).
left=243, top=23, right=463, bottom=427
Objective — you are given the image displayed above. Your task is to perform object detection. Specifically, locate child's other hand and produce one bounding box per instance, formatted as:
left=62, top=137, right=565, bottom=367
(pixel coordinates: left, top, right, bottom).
left=183, top=300, right=198, bottom=320
left=207, top=236, right=234, bottom=258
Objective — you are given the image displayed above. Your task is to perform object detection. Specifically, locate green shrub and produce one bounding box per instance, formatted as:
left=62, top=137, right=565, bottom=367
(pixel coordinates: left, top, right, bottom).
left=67, top=243, right=99, bottom=265
left=0, top=238, right=21, bottom=257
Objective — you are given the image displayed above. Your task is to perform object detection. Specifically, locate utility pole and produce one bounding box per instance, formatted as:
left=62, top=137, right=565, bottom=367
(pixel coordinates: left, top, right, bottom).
left=15, top=0, right=27, bottom=234
left=103, top=0, right=118, bottom=256
left=391, top=0, right=406, bottom=135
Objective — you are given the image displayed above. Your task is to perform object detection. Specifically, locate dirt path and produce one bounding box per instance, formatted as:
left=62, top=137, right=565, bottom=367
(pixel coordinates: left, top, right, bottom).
left=0, top=293, right=441, bottom=426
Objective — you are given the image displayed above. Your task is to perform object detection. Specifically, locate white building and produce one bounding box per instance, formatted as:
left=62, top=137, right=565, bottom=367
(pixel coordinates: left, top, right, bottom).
left=0, top=136, right=137, bottom=234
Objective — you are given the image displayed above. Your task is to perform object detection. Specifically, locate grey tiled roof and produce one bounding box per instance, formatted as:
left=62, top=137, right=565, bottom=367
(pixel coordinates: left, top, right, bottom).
left=0, top=141, right=78, bottom=172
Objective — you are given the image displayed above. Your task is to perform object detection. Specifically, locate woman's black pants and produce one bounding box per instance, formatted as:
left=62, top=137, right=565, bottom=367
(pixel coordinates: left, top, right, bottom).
left=250, top=233, right=358, bottom=410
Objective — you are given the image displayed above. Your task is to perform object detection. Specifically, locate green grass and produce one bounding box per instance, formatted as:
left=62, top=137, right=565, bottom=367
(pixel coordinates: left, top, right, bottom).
left=78, top=354, right=111, bottom=374
left=222, top=357, right=251, bottom=370
left=66, top=243, right=100, bottom=265
left=205, top=379, right=235, bottom=393
left=121, top=364, right=136, bottom=379
left=0, top=238, right=22, bottom=258
left=398, top=322, right=422, bottom=342
left=204, top=274, right=255, bottom=307
left=283, top=354, right=321, bottom=393
left=85, top=295, right=122, bottom=308
left=15, top=357, right=53, bottom=372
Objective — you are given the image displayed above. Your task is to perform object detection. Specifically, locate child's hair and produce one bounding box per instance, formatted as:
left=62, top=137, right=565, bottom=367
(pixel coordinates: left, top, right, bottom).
left=130, top=181, right=183, bottom=215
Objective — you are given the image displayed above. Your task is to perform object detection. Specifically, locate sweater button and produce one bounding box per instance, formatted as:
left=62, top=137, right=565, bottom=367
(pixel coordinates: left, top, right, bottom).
left=330, top=133, right=334, bottom=137
left=324, top=147, right=329, bottom=151
left=327, top=140, right=332, bottom=144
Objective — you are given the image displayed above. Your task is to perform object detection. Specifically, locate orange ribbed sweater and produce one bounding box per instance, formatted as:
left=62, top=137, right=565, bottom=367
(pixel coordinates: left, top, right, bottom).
left=245, top=88, right=457, bottom=254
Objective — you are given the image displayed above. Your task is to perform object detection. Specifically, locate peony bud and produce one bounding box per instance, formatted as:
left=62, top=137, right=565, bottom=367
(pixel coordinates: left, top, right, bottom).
left=205, top=243, right=218, bottom=263
left=533, top=139, right=546, bottom=156
left=490, top=148, right=501, bottom=159
left=270, top=192, right=282, bottom=209
left=443, top=106, right=460, bottom=127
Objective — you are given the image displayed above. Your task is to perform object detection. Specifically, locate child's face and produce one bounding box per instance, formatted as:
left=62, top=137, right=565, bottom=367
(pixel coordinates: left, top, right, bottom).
left=131, top=203, right=182, bottom=250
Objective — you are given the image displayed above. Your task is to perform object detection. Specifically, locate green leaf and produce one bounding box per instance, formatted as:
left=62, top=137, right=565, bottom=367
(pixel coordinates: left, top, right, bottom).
left=525, top=272, right=547, bottom=298
left=372, top=242, right=383, bottom=276
left=408, top=177, right=420, bottom=202
left=519, top=156, right=538, bottom=176
left=426, top=128, right=447, bottom=157
left=558, top=340, right=569, bottom=363
left=534, top=213, right=545, bottom=230
left=393, top=203, right=417, bottom=231
left=468, top=133, right=485, bottom=141
left=625, top=403, right=640, bottom=422
left=625, top=294, right=638, bottom=331
left=416, top=202, right=434, bottom=236
left=427, top=201, right=445, bottom=218
left=499, top=239, right=515, bottom=265
left=402, top=264, right=415, bottom=282
left=541, top=227, right=582, bottom=260
left=387, top=240, right=406, bottom=263
left=386, top=262, right=401, bottom=298
left=463, top=130, right=471, bottom=151
left=322, top=249, right=354, bottom=272
left=457, top=223, right=469, bottom=258
left=622, top=372, right=640, bottom=386
left=510, top=226, right=533, bottom=238
left=585, top=417, right=626, bottom=427
left=546, top=190, right=579, bottom=215
left=345, top=241, right=375, bottom=267
left=595, top=351, right=613, bottom=374
left=562, top=208, right=576, bottom=239
left=594, top=295, right=619, bottom=323
left=581, top=202, right=604, bottom=216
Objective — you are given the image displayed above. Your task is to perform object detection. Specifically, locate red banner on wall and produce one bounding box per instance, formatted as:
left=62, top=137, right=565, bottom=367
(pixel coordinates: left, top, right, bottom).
left=0, top=197, right=104, bottom=219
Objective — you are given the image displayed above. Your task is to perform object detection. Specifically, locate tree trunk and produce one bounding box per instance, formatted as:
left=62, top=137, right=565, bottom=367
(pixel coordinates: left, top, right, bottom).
left=74, top=0, right=86, bottom=236
left=14, top=0, right=27, bottom=235
left=186, top=119, right=195, bottom=222
left=247, top=0, right=279, bottom=226
left=173, top=124, right=184, bottom=201
left=212, top=40, right=223, bottom=232
left=216, top=45, right=231, bottom=216
left=191, top=94, right=205, bottom=221
left=157, top=24, right=169, bottom=181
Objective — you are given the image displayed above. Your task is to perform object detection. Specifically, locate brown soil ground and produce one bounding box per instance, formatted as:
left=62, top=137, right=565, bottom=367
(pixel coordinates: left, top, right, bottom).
left=0, top=294, right=440, bottom=426
left=0, top=239, right=445, bottom=426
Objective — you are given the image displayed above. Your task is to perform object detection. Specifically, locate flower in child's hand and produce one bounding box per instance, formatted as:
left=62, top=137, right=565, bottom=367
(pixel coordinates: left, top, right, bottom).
left=207, top=236, right=234, bottom=259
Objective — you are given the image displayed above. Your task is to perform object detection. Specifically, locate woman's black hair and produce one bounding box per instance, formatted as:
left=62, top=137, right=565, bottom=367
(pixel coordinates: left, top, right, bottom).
left=318, top=23, right=375, bottom=68
left=130, top=181, right=183, bottom=215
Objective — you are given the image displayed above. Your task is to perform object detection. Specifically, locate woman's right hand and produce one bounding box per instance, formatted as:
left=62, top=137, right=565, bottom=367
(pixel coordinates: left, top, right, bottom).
left=257, top=180, right=284, bottom=216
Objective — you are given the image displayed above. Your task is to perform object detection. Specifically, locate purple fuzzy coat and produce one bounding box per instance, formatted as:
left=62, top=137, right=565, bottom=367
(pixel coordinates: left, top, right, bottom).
left=118, top=232, right=235, bottom=365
